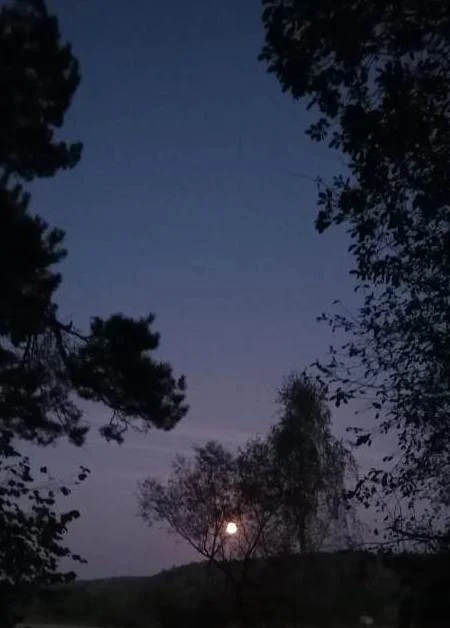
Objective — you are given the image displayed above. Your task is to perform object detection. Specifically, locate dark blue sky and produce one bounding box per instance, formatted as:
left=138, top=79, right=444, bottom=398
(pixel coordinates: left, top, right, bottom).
left=27, top=0, right=376, bottom=578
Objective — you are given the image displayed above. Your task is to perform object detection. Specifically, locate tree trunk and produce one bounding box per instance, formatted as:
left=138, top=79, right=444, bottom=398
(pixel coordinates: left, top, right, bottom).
left=234, top=586, right=250, bottom=627
left=397, top=594, right=413, bottom=628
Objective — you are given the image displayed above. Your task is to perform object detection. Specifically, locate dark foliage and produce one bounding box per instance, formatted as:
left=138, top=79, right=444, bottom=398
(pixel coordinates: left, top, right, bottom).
left=0, top=456, right=89, bottom=625
left=0, top=0, right=187, bottom=457
left=0, top=0, right=187, bottom=620
left=260, top=0, right=450, bottom=545
left=0, top=0, right=81, bottom=180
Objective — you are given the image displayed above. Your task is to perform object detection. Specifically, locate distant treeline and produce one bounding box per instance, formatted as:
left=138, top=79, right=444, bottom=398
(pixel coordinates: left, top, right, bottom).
left=26, top=551, right=443, bottom=628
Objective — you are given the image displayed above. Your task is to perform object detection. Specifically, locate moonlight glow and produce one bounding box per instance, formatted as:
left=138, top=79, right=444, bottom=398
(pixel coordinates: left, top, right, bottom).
left=226, top=521, right=237, bottom=535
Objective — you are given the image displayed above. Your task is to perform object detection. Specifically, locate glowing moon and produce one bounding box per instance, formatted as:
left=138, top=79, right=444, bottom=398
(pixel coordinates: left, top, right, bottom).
left=226, top=521, right=237, bottom=535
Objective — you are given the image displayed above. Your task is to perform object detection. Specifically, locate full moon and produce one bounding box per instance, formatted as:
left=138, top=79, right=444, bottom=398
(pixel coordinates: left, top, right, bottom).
left=226, top=521, right=237, bottom=535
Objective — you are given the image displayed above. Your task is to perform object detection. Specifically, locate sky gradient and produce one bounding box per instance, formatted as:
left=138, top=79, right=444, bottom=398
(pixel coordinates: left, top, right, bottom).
left=26, top=0, right=375, bottom=578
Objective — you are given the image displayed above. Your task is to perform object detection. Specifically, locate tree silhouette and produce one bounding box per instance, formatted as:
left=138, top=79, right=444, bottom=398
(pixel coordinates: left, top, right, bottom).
left=0, top=0, right=81, bottom=180
left=0, top=458, right=89, bottom=626
left=139, top=440, right=289, bottom=625
left=0, top=1, right=187, bottom=619
left=139, top=376, right=356, bottom=624
left=1, top=0, right=187, bottom=453
left=269, top=372, right=359, bottom=553
left=260, top=0, right=449, bottom=546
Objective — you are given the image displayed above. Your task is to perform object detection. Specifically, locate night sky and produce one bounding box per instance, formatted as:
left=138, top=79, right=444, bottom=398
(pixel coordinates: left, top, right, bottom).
left=26, top=0, right=378, bottom=578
